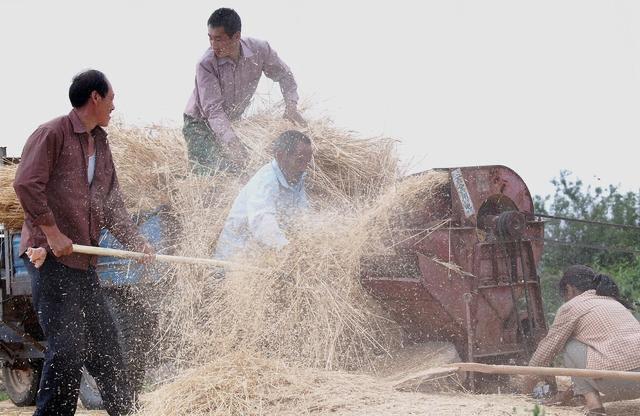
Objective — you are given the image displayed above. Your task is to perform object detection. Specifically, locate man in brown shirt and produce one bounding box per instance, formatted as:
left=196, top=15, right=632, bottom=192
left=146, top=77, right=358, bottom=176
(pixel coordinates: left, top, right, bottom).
left=13, top=69, right=154, bottom=416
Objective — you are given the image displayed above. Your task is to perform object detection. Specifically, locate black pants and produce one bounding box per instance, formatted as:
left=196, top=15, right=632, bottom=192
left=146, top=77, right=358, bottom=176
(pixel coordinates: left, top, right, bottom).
left=24, top=257, right=134, bottom=416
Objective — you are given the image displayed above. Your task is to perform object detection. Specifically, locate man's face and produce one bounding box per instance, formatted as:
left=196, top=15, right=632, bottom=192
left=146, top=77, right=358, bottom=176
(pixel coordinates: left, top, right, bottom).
left=208, top=26, right=240, bottom=59
left=278, top=142, right=313, bottom=185
left=93, top=83, right=115, bottom=127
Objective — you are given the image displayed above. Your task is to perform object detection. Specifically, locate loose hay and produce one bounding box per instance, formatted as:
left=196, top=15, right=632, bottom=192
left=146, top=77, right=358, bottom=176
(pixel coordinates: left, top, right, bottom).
left=137, top=351, right=467, bottom=416
left=149, top=169, right=452, bottom=394
left=234, top=104, right=400, bottom=204
left=0, top=164, right=24, bottom=230
left=0, top=105, right=397, bottom=226
left=137, top=352, right=391, bottom=416
left=107, top=122, right=189, bottom=214
left=364, top=170, right=451, bottom=250
left=137, top=352, right=589, bottom=416
left=154, top=205, right=406, bottom=371
left=0, top=123, right=189, bottom=228
left=136, top=107, right=461, bottom=415
left=2, top=104, right=469, bottom=414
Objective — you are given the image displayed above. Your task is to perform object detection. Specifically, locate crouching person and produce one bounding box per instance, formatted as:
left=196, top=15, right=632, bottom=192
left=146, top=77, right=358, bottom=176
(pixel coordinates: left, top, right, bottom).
left=524, top=265, right=640, bottom=415
left=214, top=130, right=312, bottom=260
left=14, top=69, right=154, bottom=416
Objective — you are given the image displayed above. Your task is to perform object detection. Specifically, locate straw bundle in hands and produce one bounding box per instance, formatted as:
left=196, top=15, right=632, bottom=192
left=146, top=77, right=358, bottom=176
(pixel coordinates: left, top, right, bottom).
left=108, top=122, right=188, bottom=214
left=233, top=105, right=399, bottom=204
left=0, top=164, right=24, bottom=230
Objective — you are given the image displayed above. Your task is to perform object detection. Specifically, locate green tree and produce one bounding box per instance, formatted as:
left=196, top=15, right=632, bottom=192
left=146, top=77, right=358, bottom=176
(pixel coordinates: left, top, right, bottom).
left=534, top=171, right=640, bottom=318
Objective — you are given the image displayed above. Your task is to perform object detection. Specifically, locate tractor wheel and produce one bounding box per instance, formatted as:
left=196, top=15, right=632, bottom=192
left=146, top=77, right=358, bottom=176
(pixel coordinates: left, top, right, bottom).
left=79, top=290, right=155, bottom=410
left=1, top=359, right=42, bottom=406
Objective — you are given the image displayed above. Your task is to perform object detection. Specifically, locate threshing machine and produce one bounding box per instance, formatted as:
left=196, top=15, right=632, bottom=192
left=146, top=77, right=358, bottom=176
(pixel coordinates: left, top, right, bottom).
left=361, top=166, right=547, bottom=373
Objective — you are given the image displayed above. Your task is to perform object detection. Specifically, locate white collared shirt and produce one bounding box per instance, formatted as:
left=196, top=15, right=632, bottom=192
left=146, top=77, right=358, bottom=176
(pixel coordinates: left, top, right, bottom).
left=214, top=160, right=308, bottom=260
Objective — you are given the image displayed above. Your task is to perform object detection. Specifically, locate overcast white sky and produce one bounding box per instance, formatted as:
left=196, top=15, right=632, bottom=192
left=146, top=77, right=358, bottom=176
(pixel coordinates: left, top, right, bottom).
left=1, top=0, right=640, bottom=197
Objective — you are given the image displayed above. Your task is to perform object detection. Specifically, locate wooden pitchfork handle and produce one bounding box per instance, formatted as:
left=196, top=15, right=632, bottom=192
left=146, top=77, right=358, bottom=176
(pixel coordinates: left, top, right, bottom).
left=390, top=362, right=640, bottom=390
left=452, top=362, right=640, bottom=381
left=72, top=244, right=262, bottom=272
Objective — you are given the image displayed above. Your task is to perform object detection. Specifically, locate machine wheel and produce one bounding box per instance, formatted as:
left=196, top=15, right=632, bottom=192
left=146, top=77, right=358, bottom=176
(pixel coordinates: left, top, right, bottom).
left=1, top=359, right=42, bottom=407
left=79, top=291, right=155, bottom=410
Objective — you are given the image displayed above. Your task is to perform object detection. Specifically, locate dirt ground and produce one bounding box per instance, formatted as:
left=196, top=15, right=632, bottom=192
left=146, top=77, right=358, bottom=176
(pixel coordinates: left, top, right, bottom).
left=0, top=396, right=637, bottom=415
left=0, top=400, right=105, bottom=415
left=335, top=393, right=640, bottom=416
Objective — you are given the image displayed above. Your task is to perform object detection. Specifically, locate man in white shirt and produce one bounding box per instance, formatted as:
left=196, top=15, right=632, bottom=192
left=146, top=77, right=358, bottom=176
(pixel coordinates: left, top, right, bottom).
left=215, top=130, right=312, bottom=260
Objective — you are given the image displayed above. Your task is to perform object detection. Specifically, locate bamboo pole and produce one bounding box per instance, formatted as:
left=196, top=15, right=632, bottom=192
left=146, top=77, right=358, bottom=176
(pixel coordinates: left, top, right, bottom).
left=390, top=362, right=640, bottom=390
left=453, top=362, right=640, bottom=381
left=72, top=244, right=262, bottom=272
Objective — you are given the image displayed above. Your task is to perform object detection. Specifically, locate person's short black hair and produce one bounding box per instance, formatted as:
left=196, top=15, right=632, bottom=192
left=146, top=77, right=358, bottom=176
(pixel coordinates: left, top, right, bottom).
left=273, top=130, right=312, bottom=155
left=69, top=70, right=109, bottom=108
left=207, top=8, right=242, bottom=37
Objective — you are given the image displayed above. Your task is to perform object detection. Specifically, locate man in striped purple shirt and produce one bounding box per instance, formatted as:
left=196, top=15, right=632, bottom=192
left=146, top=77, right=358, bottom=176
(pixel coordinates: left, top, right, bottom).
left=183, top=8, right=306, bottom=173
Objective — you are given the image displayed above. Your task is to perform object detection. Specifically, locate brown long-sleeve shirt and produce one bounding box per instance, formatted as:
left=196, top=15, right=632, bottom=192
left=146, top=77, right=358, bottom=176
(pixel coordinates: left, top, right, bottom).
left=13, top=110, right=145, bottom=270
left=529, top=290, right=640, bottom=371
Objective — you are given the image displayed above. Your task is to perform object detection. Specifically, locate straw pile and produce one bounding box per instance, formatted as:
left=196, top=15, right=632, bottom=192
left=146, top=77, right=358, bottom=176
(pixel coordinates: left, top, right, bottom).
left=138, top=352, right=582, bottom=416
left=154, top=205, right=408, bottom=371
left=1, top=104, right=463, bottom=414
left=141, top=162, right=453, bottom=415
left=0, top=106, right=395, bottom=227
left=0, top=123, right=188, bottom=229
left=107, top=122, right=188, bottom=214
left=127, top=104, right=463, bottom=415
left=0, top=164, right=24, bottom=230
left=137, top=352, right=394, bottom=416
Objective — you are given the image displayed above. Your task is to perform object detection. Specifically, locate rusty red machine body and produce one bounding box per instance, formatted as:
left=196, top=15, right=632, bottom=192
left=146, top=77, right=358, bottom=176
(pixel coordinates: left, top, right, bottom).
left=361, top=165, right=547, bottom=365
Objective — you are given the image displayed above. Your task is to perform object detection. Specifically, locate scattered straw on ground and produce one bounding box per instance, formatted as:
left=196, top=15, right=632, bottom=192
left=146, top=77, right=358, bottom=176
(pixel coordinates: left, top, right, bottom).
left=136, top=351, right=595, bottom=416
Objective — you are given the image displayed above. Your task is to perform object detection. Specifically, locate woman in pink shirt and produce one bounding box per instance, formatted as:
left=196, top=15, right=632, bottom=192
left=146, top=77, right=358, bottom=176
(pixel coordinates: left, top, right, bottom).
left=526, top=265, right=640, bottom=415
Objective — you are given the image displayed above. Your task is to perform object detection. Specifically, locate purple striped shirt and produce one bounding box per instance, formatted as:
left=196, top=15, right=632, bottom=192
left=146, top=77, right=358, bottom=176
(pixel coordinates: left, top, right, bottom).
left=184, top=37, right=299, bottom=144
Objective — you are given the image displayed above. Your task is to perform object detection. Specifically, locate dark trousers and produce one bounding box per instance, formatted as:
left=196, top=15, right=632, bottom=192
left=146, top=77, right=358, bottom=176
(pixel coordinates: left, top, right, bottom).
left=24, top=257, right=134, bottom=416
left=182, top=114, right=240, bottom=174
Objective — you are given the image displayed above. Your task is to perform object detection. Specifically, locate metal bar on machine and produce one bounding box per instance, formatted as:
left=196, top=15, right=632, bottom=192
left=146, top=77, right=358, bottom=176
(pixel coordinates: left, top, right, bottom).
left=501, top=242, right=531, bottom=358
left=463, top=292, right=476, bottom=392
left=517, top=240, right=537, bottom=341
